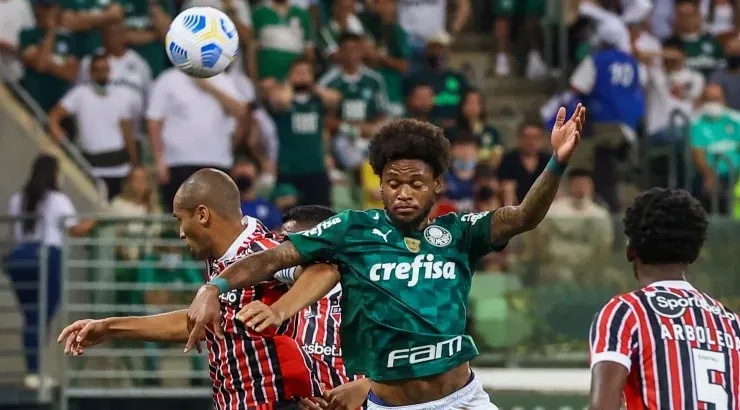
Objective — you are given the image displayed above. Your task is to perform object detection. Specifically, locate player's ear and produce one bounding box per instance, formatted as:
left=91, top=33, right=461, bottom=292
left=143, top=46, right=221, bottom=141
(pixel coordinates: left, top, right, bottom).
left=197, top=205, right=210, bottom=225
left=433, top=176, right=443, bottom=195
left=626, top=243, right=636, bottom=262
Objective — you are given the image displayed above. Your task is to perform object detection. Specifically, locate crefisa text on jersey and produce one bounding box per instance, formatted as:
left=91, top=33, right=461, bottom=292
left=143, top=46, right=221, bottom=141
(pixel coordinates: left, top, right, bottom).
left=648, top=291, right=740, bottom=351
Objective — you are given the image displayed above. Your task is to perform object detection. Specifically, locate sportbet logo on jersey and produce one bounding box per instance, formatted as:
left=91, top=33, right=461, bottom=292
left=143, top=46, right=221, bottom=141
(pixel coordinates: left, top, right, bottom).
left=369, top=254, right=456, bottom=287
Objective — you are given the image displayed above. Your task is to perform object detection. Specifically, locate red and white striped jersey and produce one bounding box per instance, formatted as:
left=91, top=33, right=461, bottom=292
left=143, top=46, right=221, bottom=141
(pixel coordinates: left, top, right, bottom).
left=204, top=216, right=322, bottom=410
left=590, top=280, right=740, bottom=410
left=272, top=272, right=364, bottom=390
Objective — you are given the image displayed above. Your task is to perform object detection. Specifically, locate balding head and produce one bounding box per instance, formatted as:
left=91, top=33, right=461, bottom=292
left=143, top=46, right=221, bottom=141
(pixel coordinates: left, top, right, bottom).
left=174, top=168, right=242, bottom=221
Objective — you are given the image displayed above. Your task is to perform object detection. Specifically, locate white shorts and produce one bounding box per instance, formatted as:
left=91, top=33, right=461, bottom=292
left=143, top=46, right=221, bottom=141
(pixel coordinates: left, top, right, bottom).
left=367, top=373, right=498, bottom=410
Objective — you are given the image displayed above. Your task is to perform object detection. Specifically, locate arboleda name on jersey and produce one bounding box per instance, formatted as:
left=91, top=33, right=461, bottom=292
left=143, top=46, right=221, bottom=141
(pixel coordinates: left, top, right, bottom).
left=387, top=335, right=463, bottom=367
left=369, top=254, right=456, bottom=287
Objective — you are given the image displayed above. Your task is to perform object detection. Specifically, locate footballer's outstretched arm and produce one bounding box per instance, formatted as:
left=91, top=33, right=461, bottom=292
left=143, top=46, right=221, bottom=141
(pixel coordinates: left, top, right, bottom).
left=589, top=362, right=629, bottom=410
left=216, top=241, right=306, bottom=291
left=489, top=104, right=586, bottom=246
left=237, top=263, right=340, bottom=332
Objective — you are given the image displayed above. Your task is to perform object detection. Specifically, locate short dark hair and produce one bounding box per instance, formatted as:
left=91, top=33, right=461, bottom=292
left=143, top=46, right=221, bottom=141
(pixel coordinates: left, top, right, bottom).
left=368, top=118, right=451, bottom=177
left=90, top=49, right=107, bottom=67
left=662, top=37, right=685, bottom=51
left=568, top=168, right=592, bottom=179
left=282, top=205, right=337, bottom=226
left=517, top=119, right=545, bottom=137
left=450, top=131, right=478, bottom=146
left=623, top=187, right=708, bottom=265
left=339, top=32, right=363, bottom=45
left=290, top=56, right=313, bottom=70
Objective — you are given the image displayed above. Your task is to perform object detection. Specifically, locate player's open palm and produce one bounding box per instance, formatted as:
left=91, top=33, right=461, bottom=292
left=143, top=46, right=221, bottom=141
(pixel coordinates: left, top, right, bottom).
left=57, top=319, right=111, bottom=356
left=550, top=103, right=586, bottom=164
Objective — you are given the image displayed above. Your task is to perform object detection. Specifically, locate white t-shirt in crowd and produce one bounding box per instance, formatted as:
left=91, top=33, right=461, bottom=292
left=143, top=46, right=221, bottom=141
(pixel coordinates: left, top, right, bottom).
left=397, top=0, right=447, bottom=41
left=146, top=68, right=246, bottom=169
left=9, top=191, right=79, bottom=248
left=60, top=84, right=140, bottom=177
left=0, top=0, right=35, bottom=82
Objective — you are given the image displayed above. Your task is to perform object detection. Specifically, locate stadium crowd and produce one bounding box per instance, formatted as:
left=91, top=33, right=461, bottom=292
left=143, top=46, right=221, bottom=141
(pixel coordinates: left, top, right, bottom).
left=4, top=0, right=740, bottom=390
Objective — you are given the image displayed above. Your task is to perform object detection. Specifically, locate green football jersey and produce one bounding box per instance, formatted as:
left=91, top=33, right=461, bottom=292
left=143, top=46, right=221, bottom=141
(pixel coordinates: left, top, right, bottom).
left=253, top=5, right=315, bottom=81
left=19, top=28, right=79, bottom=111
left=318, top=66, right=389, bottom=122
left=269, top=93, right=326, bottom=175
left=678, top=33, right=725, bottom=77
left=287, top=209, right=498, bottom=381
left=60, top=0, right=115, bottom=57
left=118, top=0, right=174, bottom=77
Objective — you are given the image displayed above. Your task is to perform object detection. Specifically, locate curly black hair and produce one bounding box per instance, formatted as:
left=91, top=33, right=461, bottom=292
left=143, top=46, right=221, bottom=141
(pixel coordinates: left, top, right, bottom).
left=623, top=187, right=708, bottom=265
left=368, top=119, right=451, bottom=177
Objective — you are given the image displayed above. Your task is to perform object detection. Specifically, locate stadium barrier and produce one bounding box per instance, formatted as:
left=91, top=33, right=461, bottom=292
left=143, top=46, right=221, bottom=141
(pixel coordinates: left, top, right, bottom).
left=0, top=213, right=735, bottom=409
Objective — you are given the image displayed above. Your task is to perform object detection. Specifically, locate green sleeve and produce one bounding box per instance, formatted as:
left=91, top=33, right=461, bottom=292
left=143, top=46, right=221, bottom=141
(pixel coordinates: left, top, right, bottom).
left=301, top=9, right=316, bottom=44
left=392, top=25, right=410, bottom=60
left=286, top=210, right=350, bottom=262
left=252, top=8, right=265, bottom=38
left=459, top=211, right=497, bottom=262
left=18, top=29, right=38, bottom=51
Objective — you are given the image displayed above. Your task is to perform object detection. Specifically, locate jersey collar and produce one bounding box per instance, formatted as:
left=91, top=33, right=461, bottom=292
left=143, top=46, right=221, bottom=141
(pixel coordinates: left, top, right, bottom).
left=648, top=280, right=696, bottom=290
left=217, top=216, right=259, bottom=263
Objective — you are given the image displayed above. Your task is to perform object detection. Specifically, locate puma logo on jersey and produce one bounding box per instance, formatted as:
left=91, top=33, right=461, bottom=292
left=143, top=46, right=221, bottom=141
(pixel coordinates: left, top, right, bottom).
left=372, top=228, right=391, bottom=242
left=369, top=254, right=456, bottom=287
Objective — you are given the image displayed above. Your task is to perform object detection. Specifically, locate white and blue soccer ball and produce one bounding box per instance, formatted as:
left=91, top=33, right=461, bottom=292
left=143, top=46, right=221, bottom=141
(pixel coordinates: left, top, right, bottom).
left=165, top=7, right=239, bottom=78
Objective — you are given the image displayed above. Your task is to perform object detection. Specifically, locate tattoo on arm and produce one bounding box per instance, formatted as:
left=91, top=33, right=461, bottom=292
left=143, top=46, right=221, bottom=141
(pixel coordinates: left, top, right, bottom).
left=218, top=242, right=304, bottom=290
left=490, top=169, right=563, bottom=246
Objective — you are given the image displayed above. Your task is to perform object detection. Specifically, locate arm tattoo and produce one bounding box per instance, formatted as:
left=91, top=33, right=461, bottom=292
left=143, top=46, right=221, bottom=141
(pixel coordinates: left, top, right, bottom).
left=490, top=169, right=563, bottom=245
left=217, top=242, right=305, bottom=290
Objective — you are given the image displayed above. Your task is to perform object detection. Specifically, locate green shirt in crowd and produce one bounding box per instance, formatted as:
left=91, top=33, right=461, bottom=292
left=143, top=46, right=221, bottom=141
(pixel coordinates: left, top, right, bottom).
left=673, top=33, right=725, bottom=78
left=60, top=0, right=116, bottom=57
left=269, top=93, right=326, bottom=175
left=118, top=0, right=174, bottom=77
left=690, top=109, right=740, bottom=176
left=19, top=28, right=79, bottom=111
left=360, top=12, right=410, bottom=111
left=318, top=66, right=388, bottom=122
left=408, top=69, right=470, bottom=127
left=253, top=4, right=315, bottom=81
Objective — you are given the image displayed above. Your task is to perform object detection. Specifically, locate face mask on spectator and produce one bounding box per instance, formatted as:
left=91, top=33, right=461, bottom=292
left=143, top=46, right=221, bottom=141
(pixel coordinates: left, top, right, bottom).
left=426, top=54, right=443, bottom=69
left=453, top=159, right=476, bottom=172
left=703, top=102, right=725, bottom=118
left=477, top=186, right=495, bottom=202
left=234, top=176, right=253, bottom=192
left=726, top=55, right=740, bottom=70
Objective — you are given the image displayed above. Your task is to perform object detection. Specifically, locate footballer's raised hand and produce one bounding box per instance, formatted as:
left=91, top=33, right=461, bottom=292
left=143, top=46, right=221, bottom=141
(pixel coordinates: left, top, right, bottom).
left=57, top=319, right=111, bottom=356
left=236, top=300, right=286, bottom=332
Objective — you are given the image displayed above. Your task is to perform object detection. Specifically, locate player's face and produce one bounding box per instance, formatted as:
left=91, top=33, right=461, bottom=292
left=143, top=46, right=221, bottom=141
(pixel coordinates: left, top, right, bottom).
left=172, top=198, right=213, bottom=260
left=381, top=159, right=441, bottom=230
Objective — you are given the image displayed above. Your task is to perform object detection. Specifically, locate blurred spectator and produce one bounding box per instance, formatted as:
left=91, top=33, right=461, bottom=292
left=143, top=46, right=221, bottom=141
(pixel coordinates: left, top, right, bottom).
left=491, top=0, right=548, bottom=78
left=120, top=0, right=173, bottom=78
left=690, top=84, right=740, bottom=215
left=710, top=37, right=740, bottom=112
left=49, top=53, right=139, bottom=199
left=569, top=22, right=644, bottom=212
left=270, top=183, right=299, bottom=213
left=704, top=0, right=736, bottom=44
left=360, top=161, right=383, bottom=209
left=472, top=163, right=500, bottom=211
left=646, top=38, right=704, bottom=143
left=626, top=0, right=661, bottom=68
left=538, top=169, right=613, bottom=284
left=319, top=0, right=365, bottom=62
left=5, top=155, right=95, bottom=388
left=265, top=58, right=340, bottom=206
left=453, top=90, right=502, bottom=166
left=185, top=0, right=253, bottom=76
left=251, top=0, right=315, bottom=81
left=361, top=0, right=409, bottom=117
left=429, top=194, right=459, bottom=219
left=409, top=32, right=470, bottom=129
left=19, top=0, right=79, bottom=112
left=109, top=166, right=161, bottom=262
left=60, top=0, right=124, bottom=57
left=443, top=134, right=477, bottom=212
left=319, top=32, right=388, bottom=138
left=77, top=22, right=151, bottom=97
left=146, top=68, right=247, bottom=210
left=668, top=0, right=725, bottom=78
left=498, top=120, right=549, bottom=206
left=0, top=0, right=35, bottom=83
left=404, top=82, right=436, bottom=123
left=395, top=0, right=469, bottom=67
left=231, top=157, right=282, bottom=229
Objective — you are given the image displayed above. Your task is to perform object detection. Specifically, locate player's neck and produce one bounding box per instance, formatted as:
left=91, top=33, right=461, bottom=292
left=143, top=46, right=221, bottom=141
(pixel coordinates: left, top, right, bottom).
left=210, top=222, right=248, bottom=260
left=637, top=264, right=688, bottom=288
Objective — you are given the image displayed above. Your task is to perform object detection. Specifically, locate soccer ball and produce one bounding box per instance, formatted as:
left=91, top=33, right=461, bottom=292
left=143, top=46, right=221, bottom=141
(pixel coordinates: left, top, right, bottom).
left=165, top=7, right=240, bottom=78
